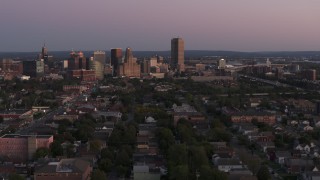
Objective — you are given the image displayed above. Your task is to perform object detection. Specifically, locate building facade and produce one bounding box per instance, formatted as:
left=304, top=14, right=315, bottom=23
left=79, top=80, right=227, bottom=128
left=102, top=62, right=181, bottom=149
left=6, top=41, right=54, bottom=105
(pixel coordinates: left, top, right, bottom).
left=23, top=60, right=45, bottom=78
left=301, top=69, right=316, bottom=81
left=171, top=38, right=185, bottom=72
left=118, top=48, right=140, bottom=78
left=89, top=59, right=104, bottom=80
left=111, top=48, right=122, bottom=76
left=0, top=134, right=53, bottom=162
left=68, top=51, right=87, bottom=70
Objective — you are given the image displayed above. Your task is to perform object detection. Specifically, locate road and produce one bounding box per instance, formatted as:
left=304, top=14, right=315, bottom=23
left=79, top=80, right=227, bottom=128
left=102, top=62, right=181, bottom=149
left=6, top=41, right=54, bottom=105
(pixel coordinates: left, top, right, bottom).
left=17, top=92, right=90, bottom=135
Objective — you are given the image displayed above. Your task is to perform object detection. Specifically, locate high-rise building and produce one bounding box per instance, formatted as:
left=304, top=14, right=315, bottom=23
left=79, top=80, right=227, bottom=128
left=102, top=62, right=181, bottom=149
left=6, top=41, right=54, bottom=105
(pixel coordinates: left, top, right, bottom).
left=0, top=59, right=23, bottom=74
left=93, top=51, right=106, bottom=65
left=92, top=51, right=106, bottom=80
left=171, top=38, right=185, bottom=72
left=301, top=69, right=316, bottom=81
left=68, top=51, right=87, bottom=70
left=150, top=57, right=158, bottom=67
left=111, top=48, right=122, bottom=76
left=218, top=59, right=226, bottom=69
left=41, top=44, right=48, bottom=60
left=90, top=55, right=105, bottom=80
left=23, top=60, right=45, bottom=78
left=118, top=48, right=140, bottom=77
left=157, top=55, right=164, bottom=63
left=141, top=59, right=150, bottom=74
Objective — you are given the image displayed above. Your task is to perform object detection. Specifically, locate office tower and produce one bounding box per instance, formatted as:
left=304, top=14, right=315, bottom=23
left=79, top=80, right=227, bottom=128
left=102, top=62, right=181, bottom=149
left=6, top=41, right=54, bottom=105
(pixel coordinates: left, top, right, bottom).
left=41, top=44, right=48, bottom=60
left=23, top=59, right=45, bottom=78
left=63, top=60, right=68, bottom=69
left=111, top=48, right=122, bottom=76
left=266, top=58, right=271, bottom=67
left=118, top=48, right=140, bottom=77
left=90, top=58, right=104, bottom=80
left=93, top=51, right=106, bottom=64
left=171, top=37, right=185, bottom=72
left=157, top=55, right=164, bottom=63
left=301, top=69, right=316, bottom=81
left=68, top=51, right=87, bottom=70
left=0, top=59, right=22, bottom=73
left=150, top=57, right=158, bottom=67
left=218, top=59, right=226, bottom=69
left=141, top=59, right=150, bottom=74
left=275, top=68, right=284, bottom=79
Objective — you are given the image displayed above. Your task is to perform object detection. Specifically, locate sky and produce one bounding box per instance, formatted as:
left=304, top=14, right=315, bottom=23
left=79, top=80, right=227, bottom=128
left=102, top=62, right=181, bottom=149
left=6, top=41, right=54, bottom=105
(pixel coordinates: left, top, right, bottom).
left=0, top=0, right=320, bottom=52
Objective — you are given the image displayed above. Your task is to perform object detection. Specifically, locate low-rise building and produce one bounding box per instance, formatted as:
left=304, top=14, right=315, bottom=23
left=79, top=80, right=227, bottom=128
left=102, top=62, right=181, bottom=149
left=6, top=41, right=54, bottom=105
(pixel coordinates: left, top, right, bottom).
left=34, top=158, right=92, bottom=180
left=0, top=134, right=53, bottom=162
left=231, top=111, right=276, bottom=125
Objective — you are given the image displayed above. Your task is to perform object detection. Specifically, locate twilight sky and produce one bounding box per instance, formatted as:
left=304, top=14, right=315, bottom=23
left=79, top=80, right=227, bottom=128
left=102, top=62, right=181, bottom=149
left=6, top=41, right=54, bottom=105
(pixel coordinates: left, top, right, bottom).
left=0, top=0, right=320, bottom=52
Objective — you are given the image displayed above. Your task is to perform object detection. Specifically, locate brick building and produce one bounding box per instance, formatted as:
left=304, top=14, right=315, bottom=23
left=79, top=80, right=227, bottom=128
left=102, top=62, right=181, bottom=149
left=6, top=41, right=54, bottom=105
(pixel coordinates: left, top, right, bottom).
left=230, top=111, right=276, bottom=125
left=0, top=134, right=53, bottom=162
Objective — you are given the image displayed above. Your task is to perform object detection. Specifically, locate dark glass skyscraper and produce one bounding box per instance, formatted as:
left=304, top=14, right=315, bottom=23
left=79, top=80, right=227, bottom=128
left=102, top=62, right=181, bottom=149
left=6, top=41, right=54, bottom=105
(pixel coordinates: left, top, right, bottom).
left=111, top=48, right=122, bottom=76
left=171, top=38, right=185, bottom=72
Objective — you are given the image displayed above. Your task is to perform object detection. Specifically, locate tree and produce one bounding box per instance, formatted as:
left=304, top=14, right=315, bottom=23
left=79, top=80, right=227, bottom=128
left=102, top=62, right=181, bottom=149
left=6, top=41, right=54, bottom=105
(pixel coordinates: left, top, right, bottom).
left=168, top=144, right=188, bottom=166
left=8, top=173, right=24, bottom=180
left=99, top=158, right=113, bottom=173
left=90, top=140, right=102, bottom=153
left=116, top=165, right=128, bottom=177
left=50, top=141, right=63, bottom=157
left=189, top=146, right=209, bottom=169
left=115, top=150, right=130, bottom=166
left=169, top=165, right=189, bottom=180
left=92, top=169, right=107, bottom=180
left=257, top=165, right=271, bottom=180
left=199, top=165, right=227, bottom=180
left=156, top=128, right=175, bottom=155
left=237, top=149, right=261, bottom=175
left=101, top=148, right=114, bottom=160
left=33, top=147, right=49, bottom=160
left=177, top=122, right=196, bottom=144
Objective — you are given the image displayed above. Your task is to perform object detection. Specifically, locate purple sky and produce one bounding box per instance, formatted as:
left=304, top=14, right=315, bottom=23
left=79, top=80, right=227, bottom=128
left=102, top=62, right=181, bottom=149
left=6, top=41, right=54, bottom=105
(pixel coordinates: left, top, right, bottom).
left=1, top=0, right=320, bottom=52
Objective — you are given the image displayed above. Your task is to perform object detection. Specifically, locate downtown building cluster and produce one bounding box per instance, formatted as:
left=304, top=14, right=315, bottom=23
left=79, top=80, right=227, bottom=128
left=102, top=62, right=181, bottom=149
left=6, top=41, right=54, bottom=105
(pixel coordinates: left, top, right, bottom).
left=0, top=38, right=185, bottom=82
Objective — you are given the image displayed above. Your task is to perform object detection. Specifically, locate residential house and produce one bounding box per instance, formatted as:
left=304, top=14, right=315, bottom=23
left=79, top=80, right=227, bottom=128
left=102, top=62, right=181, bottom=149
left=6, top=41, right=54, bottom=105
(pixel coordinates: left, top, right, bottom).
left=275, top=151, right=291, bottom=165
left=303, top=166, right=320, bottom=180
left=237, top=123, right=259, bottom=135
left=213, top=157, right=246, bottom=173
left=133, top=164, right=161, bottom=180
left=231, top=111, right=276, bottom=125
left=257, top=142, right=275, bottom=153
left=285, top=158, right=314, bottom=174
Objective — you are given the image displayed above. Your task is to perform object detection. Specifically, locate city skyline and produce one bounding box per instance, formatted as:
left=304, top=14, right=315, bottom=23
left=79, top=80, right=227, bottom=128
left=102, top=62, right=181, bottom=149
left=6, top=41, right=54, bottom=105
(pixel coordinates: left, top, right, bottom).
left=1, top=0, right=320, bottom=52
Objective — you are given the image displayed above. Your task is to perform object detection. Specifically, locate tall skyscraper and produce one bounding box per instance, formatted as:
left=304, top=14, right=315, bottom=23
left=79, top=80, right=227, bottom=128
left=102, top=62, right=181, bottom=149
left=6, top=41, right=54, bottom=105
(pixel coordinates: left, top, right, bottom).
left=68, top=51, right=87, bottom=70
left=171, top=37, right=185, bottom=72
left=141, top=59, right=150, bottom=74
left=41, top=44, right=48, bottom=60
left=118, top=48, right=140, bottom=77
left=93, top=51, right=106, bottom=65
left=111, top=48, right=122, bottom=76
left=23, top=59, right=44, bottom=78
left=90, top=51, right=106, bottom=80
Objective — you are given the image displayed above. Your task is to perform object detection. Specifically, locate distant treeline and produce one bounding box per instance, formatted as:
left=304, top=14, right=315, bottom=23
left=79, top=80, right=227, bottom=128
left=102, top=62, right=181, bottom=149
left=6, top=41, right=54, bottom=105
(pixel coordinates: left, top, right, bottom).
left=1, top=50, right=320, bottom=60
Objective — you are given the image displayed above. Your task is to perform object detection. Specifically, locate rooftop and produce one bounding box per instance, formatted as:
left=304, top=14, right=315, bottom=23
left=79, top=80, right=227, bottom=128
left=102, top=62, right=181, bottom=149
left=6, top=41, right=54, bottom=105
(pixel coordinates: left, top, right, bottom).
left=36, top=158, right=91, bottom=174
left=1, top=134, right=52, bottom=139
